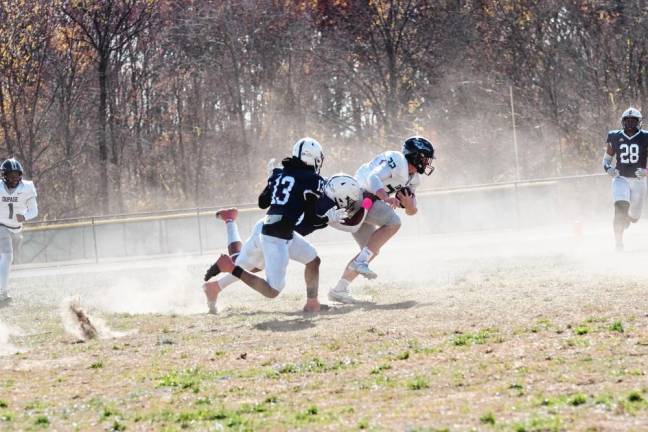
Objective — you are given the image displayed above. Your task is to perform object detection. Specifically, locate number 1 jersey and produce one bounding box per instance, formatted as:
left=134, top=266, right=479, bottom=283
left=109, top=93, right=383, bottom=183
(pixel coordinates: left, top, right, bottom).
left=0, top=180, right=37, bottom=232
left=608, top=130, right=648, bottom=178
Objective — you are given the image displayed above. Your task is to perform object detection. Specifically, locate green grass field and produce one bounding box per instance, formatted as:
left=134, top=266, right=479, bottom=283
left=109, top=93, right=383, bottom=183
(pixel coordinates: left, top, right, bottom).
left=1, top=228, right=648, bottom=431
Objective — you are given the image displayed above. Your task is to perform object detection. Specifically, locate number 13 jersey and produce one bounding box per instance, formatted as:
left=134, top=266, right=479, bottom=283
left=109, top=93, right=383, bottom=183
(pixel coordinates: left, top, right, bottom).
left=260, top=158, right=324, bottom=240
left=608, top=129, right=648, bottom=178
left=0, top=180, right=37, bottom=232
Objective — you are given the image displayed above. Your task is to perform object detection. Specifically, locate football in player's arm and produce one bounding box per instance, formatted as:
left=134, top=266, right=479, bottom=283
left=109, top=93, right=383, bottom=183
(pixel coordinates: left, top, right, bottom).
left=328, top=136, right=435, bottom=304
left=602, top=107, right=648, bottom=251
left=0, top=158, right=38, bottom=304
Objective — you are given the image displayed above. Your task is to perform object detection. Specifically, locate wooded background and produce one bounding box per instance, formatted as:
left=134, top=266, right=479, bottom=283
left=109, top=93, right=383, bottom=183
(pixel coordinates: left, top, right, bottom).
left=1, top=0, right=646, bottom=219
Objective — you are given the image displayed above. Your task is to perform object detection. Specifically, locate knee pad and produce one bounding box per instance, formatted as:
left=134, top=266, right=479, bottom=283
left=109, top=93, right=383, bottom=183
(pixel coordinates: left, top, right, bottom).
left=615, top=201, right=630, bottom=216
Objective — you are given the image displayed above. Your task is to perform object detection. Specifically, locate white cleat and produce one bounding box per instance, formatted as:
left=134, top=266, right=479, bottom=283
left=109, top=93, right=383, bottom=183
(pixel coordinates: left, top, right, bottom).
left=348, top=260, right=377, bottom=280
left=328, top=288, right=360, bottom=304
left=207, top=301, right=218, bottom=315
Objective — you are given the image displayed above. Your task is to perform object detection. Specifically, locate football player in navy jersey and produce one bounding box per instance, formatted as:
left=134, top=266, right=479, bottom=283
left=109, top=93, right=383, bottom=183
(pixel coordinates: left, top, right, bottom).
left=201, top=174, right=365, bottom=314
left=202, top=138, right=360, bottom=313
left=603, top=107, right=648, bottom=251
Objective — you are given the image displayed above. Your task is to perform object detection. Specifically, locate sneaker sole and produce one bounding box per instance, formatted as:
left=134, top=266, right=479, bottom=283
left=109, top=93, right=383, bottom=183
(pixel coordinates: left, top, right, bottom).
left=328, top=293, right=359, bottom=304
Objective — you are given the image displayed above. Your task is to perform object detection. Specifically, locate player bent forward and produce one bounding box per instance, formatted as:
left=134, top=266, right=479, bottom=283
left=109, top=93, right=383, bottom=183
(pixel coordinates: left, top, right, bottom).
left=328, top=136, right=435, bottom=304
left=201, top=138, right=333, bottom=312
left=202, top=174, right=368, bottom=313
left=603, top=107, right=648, bottom=251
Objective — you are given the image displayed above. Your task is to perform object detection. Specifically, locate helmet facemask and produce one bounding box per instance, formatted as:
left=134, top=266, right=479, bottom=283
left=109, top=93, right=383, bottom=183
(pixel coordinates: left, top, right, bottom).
left=406, top=152, right=435, bottom=175
left=621, top=107, right=642, bottom=132
left=622, top=116, right=641, bottom=132
left=3, top=171, right=22, bottom=189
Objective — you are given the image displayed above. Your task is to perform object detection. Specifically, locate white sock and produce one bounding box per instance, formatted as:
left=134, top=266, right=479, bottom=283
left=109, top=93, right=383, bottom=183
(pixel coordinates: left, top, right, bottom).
left=355, top=247, right=374, bottom=263
left=226, top=221, right=242, bottom=245
left=0, top=252, right=12, bottom=296
left=217, top=273, right=239, bottom=291
left=332, top=278, right=351, bottom=292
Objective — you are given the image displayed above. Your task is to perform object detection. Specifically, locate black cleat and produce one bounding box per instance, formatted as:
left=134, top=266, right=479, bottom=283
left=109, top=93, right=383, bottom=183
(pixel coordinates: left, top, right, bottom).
left=204, top=262, right=221, bottom=281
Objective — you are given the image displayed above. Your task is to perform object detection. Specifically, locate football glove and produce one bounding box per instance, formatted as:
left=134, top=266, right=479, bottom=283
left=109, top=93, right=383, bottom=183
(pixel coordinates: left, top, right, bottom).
left=635, top=168, right=647, bottom=178
left=324, top=207, right=348, bottom=224
left=604, top=163, right=619, bottom=177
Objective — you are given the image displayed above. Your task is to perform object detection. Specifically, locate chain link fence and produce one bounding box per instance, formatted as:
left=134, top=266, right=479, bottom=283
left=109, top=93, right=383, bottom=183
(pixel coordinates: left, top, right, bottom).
left=17, top=173, right=614, bottom=266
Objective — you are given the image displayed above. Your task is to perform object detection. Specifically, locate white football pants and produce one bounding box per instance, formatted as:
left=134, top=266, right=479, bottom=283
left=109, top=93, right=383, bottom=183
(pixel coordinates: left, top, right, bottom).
left=612, top=176, right=647, bottom=219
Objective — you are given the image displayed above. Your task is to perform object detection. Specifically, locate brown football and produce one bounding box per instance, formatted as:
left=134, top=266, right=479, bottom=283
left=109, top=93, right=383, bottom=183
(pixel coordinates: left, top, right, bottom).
left=343, top=207, right=365, bottom=226
left=395, top=187, right=414, bottom=208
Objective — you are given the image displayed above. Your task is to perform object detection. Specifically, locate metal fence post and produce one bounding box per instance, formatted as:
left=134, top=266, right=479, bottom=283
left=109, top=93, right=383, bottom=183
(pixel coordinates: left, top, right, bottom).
left=91, top=217, right=99, bottom=263
left=196, top=208, right=204, bottom=255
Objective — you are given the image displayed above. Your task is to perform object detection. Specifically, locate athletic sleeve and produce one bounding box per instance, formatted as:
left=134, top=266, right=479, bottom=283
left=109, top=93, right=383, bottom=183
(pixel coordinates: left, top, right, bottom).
left=303, top=175, right=323, bottom=200
left=302, top=192, right=327, bottom=228
left=258, top=169, right=281, bottom=209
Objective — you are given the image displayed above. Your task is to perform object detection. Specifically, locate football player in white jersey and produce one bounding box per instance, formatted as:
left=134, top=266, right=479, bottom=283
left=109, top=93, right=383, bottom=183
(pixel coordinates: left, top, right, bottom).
left=328, top=136, right=435, bottom=303
left=0, top=158, right=38, bottom=304
left=603, top=107, right=648, bottom=251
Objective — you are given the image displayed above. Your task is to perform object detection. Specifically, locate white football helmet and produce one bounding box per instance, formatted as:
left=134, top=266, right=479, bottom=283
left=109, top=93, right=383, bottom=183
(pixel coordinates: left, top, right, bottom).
left=621, top=107, right=642, bottom=129
left=292, top=137, right=324, bottom=173
left=324, top=174, right=362, bottom=211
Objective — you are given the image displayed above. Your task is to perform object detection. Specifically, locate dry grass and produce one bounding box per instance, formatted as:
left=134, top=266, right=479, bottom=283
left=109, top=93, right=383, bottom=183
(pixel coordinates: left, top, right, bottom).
left=1, top=226, right=648, bottom=431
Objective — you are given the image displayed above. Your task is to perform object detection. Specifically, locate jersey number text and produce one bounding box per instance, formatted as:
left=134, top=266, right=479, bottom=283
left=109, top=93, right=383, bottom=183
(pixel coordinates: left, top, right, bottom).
left=271, top=175, right=295, bottom=205
left=619, top=143, right=640, bottom=164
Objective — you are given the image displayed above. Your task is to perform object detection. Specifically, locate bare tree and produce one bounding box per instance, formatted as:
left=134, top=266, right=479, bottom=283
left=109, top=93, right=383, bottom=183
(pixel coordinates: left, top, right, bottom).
left=62, top=0, right=156, bottom=213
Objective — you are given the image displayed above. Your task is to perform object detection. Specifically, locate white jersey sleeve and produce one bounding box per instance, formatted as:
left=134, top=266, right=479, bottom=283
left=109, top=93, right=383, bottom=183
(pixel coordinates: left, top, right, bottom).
left=0, top=180, right=38, bottom=232
left=355, top=151, right=419, bottom=195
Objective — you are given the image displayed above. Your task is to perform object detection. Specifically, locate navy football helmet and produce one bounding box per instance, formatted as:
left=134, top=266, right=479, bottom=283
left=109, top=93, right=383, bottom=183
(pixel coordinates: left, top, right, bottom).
left=1, top=158, right=23, bottom=188
left=402, top=136, right=435, bottom=175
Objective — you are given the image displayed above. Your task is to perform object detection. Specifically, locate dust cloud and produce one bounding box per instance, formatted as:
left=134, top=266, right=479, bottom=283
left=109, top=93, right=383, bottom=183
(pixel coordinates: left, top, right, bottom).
left=0, top=320, right=23, bottom=356
left=60, top=296, right=137, bottom=341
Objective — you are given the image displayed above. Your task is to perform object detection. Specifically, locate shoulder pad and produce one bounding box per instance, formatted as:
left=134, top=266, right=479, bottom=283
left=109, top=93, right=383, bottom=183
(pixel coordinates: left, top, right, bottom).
left=21, top=180, right=37, bottom=195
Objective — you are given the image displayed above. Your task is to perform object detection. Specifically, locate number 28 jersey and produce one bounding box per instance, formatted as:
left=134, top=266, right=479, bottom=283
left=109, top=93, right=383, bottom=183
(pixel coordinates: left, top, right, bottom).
left=608, top=129, right=648, bottom=178
left=0, top=180, right=37, bottom=232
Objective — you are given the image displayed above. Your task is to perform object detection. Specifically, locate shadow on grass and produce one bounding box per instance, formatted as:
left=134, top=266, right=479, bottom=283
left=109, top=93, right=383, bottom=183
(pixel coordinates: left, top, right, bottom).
left=250, top=300, right=423, bottom=332
left=253, top=318, right=318, bottom=332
